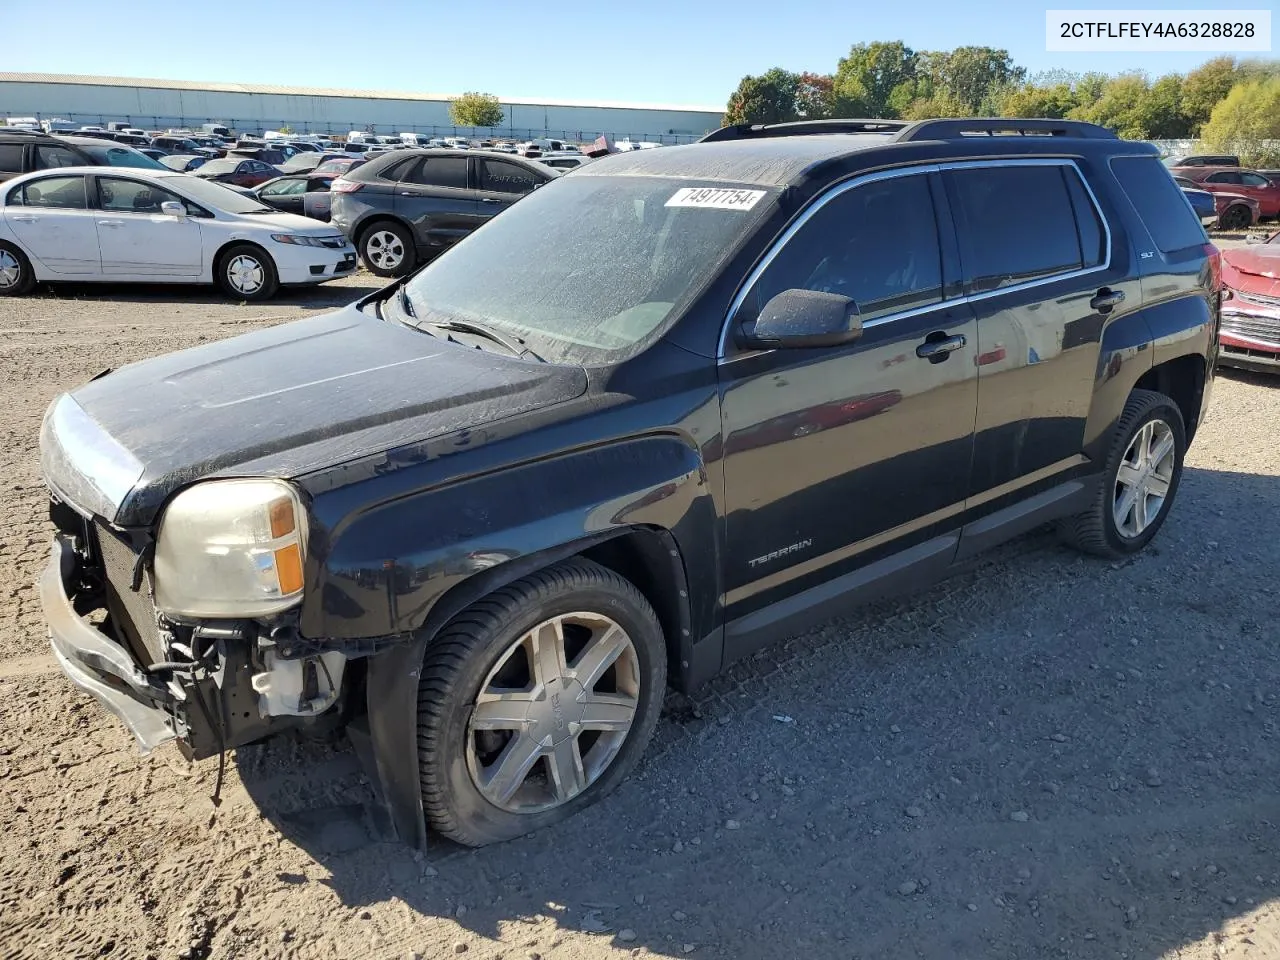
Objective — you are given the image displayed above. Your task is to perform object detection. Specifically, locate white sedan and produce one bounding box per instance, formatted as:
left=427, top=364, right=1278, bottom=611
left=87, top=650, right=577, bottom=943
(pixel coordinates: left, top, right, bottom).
left=0, top=167, right=358, bottom=301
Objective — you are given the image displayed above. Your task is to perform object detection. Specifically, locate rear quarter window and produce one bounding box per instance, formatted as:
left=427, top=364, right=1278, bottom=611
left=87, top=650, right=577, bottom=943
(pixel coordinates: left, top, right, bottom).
left=1110, top=156, right=1207, bottom=255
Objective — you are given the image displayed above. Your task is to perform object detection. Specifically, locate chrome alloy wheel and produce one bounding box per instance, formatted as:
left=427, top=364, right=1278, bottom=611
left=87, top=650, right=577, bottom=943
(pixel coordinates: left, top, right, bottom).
left=0, top=250, right=21, bottom=289
left=466, top=612, right=640, bottom=814
left=1113, top=418, right=1176, bottom=538
left=226, top=254, right=264, bottom=295
left=364, top=230, right=405, bottom=271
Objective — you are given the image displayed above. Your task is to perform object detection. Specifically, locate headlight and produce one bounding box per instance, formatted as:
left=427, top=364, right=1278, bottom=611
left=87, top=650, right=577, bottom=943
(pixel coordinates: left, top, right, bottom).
left=269, top=233, right=340, bottom=247
left=154, top=479, right=307, bottom=618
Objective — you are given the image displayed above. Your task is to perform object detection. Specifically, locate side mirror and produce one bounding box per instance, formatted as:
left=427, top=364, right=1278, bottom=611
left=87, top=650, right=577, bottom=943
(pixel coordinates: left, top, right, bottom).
left=740, top=288, right=862, bottom=349
left=160, top=200, right=187, bottom=220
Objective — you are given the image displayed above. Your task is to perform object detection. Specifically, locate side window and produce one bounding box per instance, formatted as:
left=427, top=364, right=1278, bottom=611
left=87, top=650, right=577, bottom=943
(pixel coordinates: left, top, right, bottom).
left=1062, top=168, right=1106, bottom=269
left=478, top=160, right=542, bottom=194
left=945, top=165, right=1083, bottom=292
left=12, top=176, right=87, bottom=209
left=1206, top=171, right=1242, bottom=184
left=98, top=177, right=190, bottom=214
left=382, top=156, right=420, bottom=180
left=237, top=162, right=252, bottom=174
left=404, top=157, right=469, bottom=189
left=0, top=143, right=24, bottom=174
left=1110, top=156, right=1208, bottom=254
left=1242, top=173, right=1270, bottom=187
left=34, top=145, right=83, bottom=170
left=748, top=173, right=944, bottom=323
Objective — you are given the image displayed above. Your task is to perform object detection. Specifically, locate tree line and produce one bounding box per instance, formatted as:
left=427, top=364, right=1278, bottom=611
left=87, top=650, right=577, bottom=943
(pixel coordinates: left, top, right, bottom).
left=724, top=46, right=1280, bottom=164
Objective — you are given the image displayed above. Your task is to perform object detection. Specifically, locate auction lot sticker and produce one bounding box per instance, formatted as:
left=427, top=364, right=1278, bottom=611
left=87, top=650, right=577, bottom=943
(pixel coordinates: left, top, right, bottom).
left=666, top=187, right=766, bottom=211
left=1046, top=9, right=1271, bottom=51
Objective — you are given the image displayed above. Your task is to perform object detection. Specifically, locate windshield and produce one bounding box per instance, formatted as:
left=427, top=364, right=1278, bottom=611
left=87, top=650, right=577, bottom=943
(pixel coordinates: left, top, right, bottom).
left=404, top=175, right=777, bottom=364
left=78, top=143, right=167, bottom=170
left=171, top=175, right=274, bottom=214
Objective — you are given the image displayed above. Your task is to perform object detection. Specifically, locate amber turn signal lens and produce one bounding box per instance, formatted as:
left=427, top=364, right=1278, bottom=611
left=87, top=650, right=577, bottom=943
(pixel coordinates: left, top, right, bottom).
left=273, top=543, right=304, bottom=595
left=269, top=497, right=296, bottom=538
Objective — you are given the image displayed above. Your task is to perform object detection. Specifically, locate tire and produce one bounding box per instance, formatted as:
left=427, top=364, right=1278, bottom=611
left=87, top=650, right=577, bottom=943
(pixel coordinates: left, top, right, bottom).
left=417, top=558, right=667, bottom=847
left=1219, top=204, right=1252, bottom=231
left=1058, top=389, right=1186, bottom=559
left=216, top=243, right=279, bottom=301
left=359, top=221, right=415, bottom=277
left=0, top=241, right=35, bottom=296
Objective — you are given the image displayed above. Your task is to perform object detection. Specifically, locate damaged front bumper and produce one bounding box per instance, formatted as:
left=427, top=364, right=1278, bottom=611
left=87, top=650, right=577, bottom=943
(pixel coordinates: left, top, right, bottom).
left=1219, top=300, right=1280, bottom=373
left=41, top=534, right=178, bottom=752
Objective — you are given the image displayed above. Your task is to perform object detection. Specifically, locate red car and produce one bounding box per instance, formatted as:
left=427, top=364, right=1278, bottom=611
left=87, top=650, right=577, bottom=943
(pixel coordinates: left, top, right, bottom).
left=192, top=156, right=280, bottom=188
left=1172, top=166, right=1280, bottom=219
left=1219, top=232, right=1280, bottom=372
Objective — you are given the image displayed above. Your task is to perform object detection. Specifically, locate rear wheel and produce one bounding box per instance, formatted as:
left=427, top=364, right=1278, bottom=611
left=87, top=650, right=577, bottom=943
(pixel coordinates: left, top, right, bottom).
left=359, top=221, right=415, bottom=277
left=1059, top=389, right=1185, bottom=558
left=216, top=244, right=279, bottom=301
left=0, top=242, right=35, bottom=296
left=416, top=559, right=667, bottom=847
left=1220, top=204, right=1252, bottom=230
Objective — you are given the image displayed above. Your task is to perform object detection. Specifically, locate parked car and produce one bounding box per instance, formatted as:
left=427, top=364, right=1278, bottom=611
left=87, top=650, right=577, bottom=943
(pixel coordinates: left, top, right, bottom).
left=0, top=166, right=355, bottom=299
left=158, top=154, right=208, bottom=173
left=0, top=130, right=168, bottom=183
left=194, top=157, right=281, bottom=188
left=1218, top=231, right=1280, bottom=372
left=152, top=135, right=216, bottom=158
left=1171, top=166, right=1280, bottom=219
left=1172, top=177, right=1217, bottom=223
left=1162, top=154, right=1240, bottom=168
left=313, top=156, right=368, bottom=177
left=280, top=152, right=346, bottom=174
left=228, top=146, right=296, bottom=167
left=1211, top=191, right=1262, bottom=230
left=331, top=148, right=558, bottom=276
left=251, top=174, right=335, bottom=220
left=34, top=118, right=1218, bottom=851
left=138, top=148, right=169, bottom=163
left=539, top=154, right=591, bottom=171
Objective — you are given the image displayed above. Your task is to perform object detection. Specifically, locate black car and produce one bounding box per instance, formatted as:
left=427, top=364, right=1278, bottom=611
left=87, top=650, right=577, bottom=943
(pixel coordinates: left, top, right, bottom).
left=36, top=118, right=1218, bottom=851
left=330, top=148, right=558, bottom=276
left=0, top=130, right=167, bottom=182
left=251, top=174, right=336, bottom=219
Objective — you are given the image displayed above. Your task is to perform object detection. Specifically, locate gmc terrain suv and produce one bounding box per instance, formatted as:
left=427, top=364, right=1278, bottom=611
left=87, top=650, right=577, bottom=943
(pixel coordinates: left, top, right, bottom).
left=0, top=129, right=168, bottom=182
left=38, top=118, right=1218, bottom=849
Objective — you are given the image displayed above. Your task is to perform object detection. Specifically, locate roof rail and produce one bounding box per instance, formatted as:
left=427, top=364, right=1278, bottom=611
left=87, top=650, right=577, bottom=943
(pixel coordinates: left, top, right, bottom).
left=0, top=128, right=51, bottom=137
left=699, top=119, right=909, bottom=143
left=893, top=118, right=1116, bottom=141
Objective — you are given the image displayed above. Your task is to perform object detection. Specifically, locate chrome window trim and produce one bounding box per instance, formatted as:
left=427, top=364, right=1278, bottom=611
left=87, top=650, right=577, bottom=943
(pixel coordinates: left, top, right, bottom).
left=717, top=157, right=1114, bottom=361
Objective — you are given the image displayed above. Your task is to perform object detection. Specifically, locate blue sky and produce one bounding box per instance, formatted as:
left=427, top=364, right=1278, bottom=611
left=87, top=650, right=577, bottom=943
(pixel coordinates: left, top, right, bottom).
left=4, top=0, right=1272, bottom=108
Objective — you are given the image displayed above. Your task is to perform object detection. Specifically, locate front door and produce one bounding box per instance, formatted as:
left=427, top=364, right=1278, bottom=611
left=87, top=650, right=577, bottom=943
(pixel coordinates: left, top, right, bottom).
left=92, top=176, right=203, bottom=277
left=3, top=174, right=100, bottom=274
left=718, top=168, right=978, bottom=630
left=472, top=157, right=544, bottom=220
left=393, top=154, right=476, bottom=254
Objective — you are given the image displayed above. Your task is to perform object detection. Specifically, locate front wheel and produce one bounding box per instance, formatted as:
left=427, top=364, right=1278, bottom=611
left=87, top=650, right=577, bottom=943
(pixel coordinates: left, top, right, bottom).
left=1059, top=389, right=1186, bottom=558
left=216, top=244, right=279, bottom=301
left=416, top=559, right=667, bottom=846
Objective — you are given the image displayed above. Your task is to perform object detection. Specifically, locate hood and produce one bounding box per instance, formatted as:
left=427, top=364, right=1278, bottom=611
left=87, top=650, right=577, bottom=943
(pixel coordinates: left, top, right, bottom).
left=41, top=304, right=587, bottom=526
left=1224, top=243, right=1280, bottom=282
left=237, top=210, right=338, bottom=233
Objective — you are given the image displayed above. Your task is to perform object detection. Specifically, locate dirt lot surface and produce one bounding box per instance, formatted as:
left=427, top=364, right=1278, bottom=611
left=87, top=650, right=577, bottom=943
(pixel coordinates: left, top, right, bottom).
left=4, top=257, right=1280, bottom=960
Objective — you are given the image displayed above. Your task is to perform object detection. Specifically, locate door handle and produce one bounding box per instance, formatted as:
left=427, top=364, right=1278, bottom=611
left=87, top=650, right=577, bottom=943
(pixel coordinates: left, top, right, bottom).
left=398, top=191, right=419, bottom=196
left=916, top=333, right=966, bottom=362
left=11, top=215, right=37, bottom=223
left=1089, top=288, right=1125, bottom=312
left=479, top=197, right=500, bottom=203
left=97, top=219, right=124, bottom=227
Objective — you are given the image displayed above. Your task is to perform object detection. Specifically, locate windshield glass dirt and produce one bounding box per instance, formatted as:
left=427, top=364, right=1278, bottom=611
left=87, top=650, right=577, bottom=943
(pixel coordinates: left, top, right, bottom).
left=403, top=176, right=777, bottom=364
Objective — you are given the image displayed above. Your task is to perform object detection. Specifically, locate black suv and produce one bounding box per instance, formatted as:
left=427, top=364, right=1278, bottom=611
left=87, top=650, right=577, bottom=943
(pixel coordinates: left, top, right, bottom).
left=330, top=147, right=557, bottom=277
left=37, top=118, right=1219, bottom=849
left=0, top=130, right=167, bottom=182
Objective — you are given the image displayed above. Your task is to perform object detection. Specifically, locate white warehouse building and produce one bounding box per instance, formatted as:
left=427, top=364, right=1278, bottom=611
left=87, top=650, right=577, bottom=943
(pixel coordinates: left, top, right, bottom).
left=0, top=72, right=724, bottom=144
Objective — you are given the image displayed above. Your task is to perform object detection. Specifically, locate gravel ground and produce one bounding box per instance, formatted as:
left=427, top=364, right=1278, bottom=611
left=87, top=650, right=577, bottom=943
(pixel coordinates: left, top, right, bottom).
left=3, top=256, right=1280, bottom=960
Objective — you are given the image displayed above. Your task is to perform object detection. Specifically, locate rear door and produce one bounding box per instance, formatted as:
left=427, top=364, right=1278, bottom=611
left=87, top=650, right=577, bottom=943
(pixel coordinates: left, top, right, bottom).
left=3, top=174, right=100, bottom=274
left=472, top=158, right=546, bottom=219
left=92, top=176, right=203, bottom=276
left=945, top=159, right=1140, bottom=499
left=393, top=155, right=476, bottom=251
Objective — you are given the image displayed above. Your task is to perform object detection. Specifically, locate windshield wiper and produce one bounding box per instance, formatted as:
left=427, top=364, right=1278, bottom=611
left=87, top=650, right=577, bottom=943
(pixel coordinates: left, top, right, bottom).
left=424, top=318, right=544, bottom=362
left=398, top=284, right=417, bottom=319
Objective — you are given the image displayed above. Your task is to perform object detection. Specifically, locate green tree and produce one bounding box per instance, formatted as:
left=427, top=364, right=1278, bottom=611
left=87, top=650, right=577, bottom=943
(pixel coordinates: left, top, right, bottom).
left=1181, top=56, right=1240, bottom=133
left=922, top=46, right=1025, bottom=113
left=1143, top=73, right=1190, bottom=138
left=997, top=83, right=1077, bottom=119
left=1073, top=72, right=1109, bottom=110
left=1069, top=73, right=1156, bottom=138
left=1201, top=77, right=1280, bottom=167
left=723, top=68, right=801, bottom=125
left=794, top=72, right=836, bottom=119
left=833, top=41, right=919, bottom=118
left=901, top=90, right=970, bottom=120
left=449, top=92, right=504, bottom=128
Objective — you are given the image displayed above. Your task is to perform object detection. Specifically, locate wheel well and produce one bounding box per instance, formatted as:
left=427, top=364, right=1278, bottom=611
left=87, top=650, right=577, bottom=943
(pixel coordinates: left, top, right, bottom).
left=1134, top=354, right=1206, bottom=441
left=356, top=215, right=410, bottom=246
left=213, top=239, right=271, bottom=276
